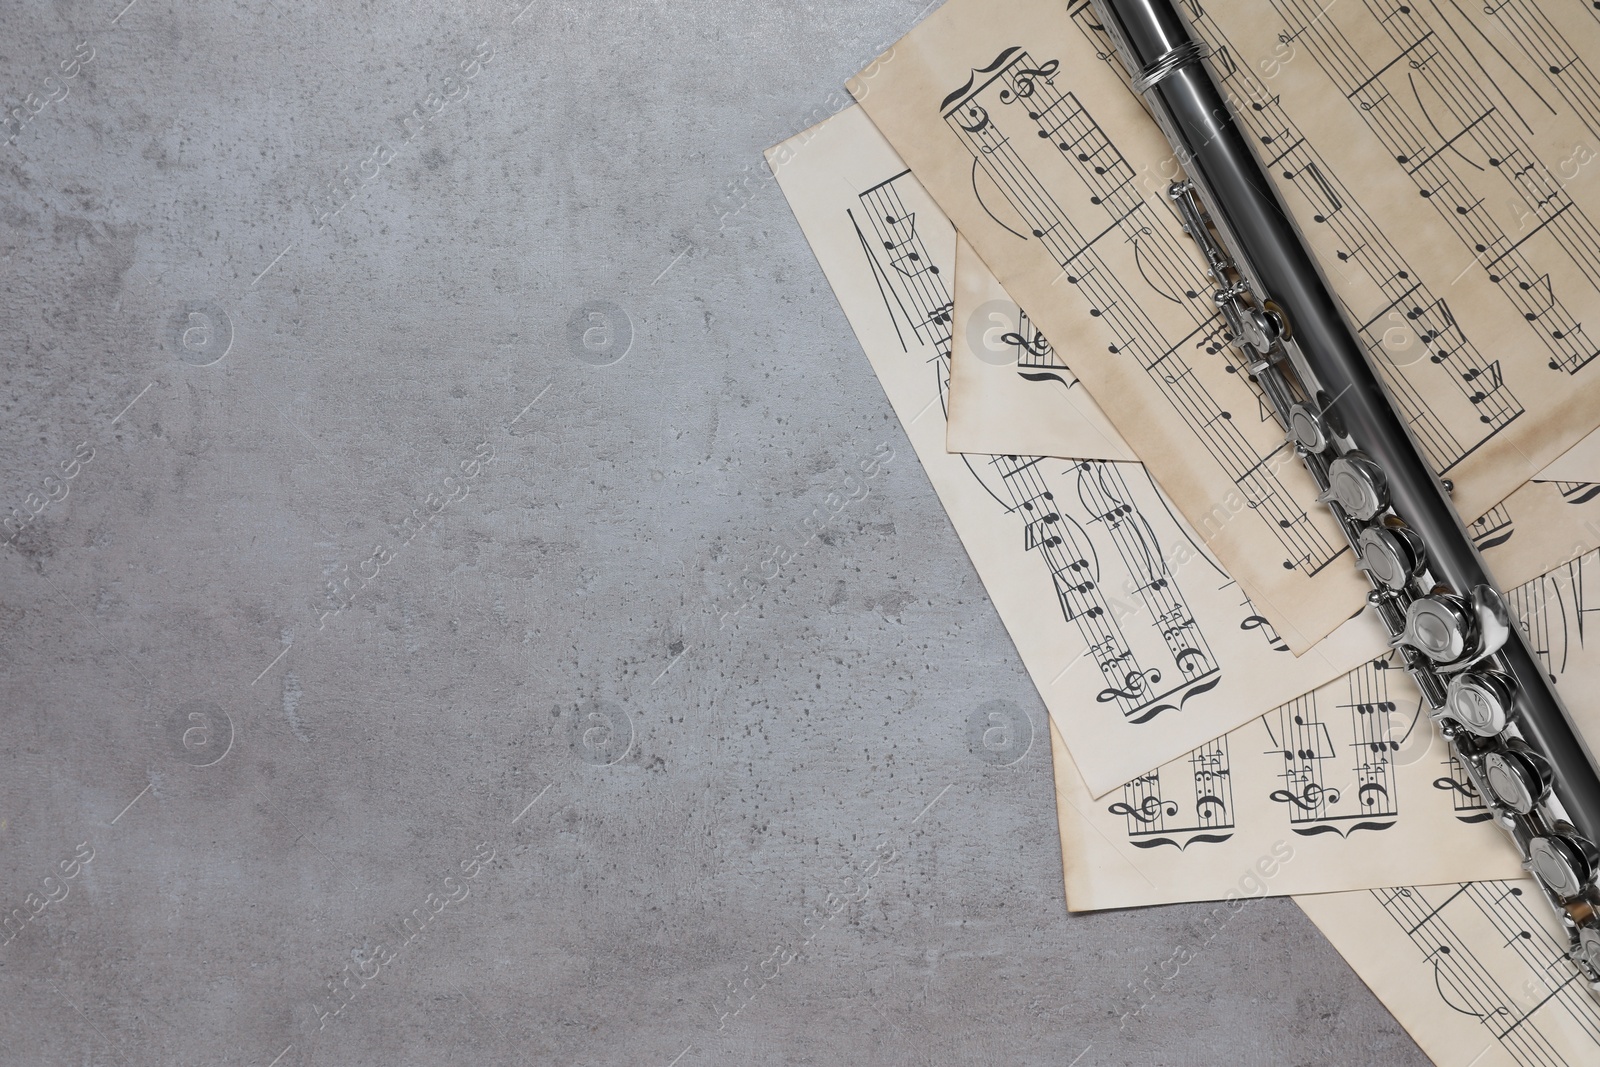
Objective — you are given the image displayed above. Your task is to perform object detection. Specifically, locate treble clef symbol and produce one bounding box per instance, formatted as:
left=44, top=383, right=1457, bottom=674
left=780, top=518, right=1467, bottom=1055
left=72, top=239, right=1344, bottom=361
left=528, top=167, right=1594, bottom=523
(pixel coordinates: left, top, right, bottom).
left=999, top=329, right=1052, bottom=359
left=999, top=59, right=1060, bottom=103
left=1432, top=776, right=1479, bottom=799
left=1097, top=667, right=1163, bottom=703
left=1269, top=783, right=1341, bottom=811
left=1107, top=795, right=1179, bottom=824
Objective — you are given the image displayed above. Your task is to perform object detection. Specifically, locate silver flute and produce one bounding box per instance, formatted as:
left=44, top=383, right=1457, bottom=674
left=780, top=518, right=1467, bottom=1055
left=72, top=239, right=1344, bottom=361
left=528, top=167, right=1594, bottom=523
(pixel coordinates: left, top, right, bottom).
left=1088, top=0, right=1600, bottom=989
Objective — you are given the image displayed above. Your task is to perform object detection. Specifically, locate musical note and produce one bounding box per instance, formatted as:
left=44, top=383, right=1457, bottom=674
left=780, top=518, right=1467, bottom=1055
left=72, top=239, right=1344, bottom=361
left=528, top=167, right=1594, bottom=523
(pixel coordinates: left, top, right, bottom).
left=1463, top=360, right=1504, bottom=405
left=1517, top=272, right=1555, bottom=322
left=1258, top=0, right=1600, bottom=382
left=1287, top=161, right=1343, bottom=223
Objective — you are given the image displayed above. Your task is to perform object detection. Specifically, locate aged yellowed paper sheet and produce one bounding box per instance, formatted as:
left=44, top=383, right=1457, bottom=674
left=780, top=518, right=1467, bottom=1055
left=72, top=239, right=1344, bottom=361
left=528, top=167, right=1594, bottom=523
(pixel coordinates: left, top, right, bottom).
left=1049, top=653, right=1524, bottom=910
left=1056, top=542, right=1600, bottom=909
left=849, top=0, right=1600, bottom=652
left=1539, top=428, right=1600, bottom=484
left=947, top=236, right=1135, bottom=462
left=1295, top=546, right=1600, bottom=1067
left=768, top=105, right=1393, bottom=797
left=946, top=257, right=1600, bottom=595
left=1056, top=531, right=1600, bottom=915
left=946, top=206, right=1600, bottom=915
left=1298, top=880, right=1598, bottom=1067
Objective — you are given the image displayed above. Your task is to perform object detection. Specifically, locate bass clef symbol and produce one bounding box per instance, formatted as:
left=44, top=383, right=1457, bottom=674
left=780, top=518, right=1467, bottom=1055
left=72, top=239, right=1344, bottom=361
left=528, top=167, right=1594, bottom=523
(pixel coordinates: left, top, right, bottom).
left=1357, top=782, right=1390, bottom=807
left=957, top=103, right=991, bottom=133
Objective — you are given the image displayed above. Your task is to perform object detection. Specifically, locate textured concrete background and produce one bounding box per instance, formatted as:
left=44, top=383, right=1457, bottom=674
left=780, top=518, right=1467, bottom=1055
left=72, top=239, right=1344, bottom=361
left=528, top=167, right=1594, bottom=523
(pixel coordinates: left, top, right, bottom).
left=0, top=1, right=1432, bottom=1063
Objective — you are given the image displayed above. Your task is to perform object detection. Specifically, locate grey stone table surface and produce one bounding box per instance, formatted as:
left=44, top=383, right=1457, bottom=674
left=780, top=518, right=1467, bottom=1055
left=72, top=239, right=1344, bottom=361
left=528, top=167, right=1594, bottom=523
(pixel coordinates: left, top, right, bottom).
left=0, top=1, right=1430, bottom=1064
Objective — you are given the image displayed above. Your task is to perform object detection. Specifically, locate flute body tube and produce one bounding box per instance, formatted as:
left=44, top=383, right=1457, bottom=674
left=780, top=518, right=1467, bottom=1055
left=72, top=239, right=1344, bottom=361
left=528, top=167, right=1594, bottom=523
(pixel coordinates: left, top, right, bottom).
left=1089, top=0, right=1600, bottom=989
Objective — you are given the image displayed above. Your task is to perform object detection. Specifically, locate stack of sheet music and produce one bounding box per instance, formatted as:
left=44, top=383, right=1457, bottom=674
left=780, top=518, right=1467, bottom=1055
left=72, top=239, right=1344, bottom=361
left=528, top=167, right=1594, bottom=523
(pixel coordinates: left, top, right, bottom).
left=769, top=0, right=1600, bottom=1062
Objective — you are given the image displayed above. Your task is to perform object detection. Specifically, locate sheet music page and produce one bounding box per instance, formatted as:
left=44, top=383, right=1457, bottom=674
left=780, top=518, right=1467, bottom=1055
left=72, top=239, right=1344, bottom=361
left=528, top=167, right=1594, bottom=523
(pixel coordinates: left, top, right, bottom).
left=948, top=253, right=1600, bottom=592
left=948, top=236, right=1135, bottom=461
left=1539, top=428, right=1600, bottom=484
left=769, top=105, right=1395, bottom=796
left=1296, top=549, right=1600, bottom=1067
left=940, top=243, right=1600, bottom=903
left=1197, top=0, right=1600, bottom=491
left=1051, top=648, right=1524, bottom=911
left=1177, top=0, right=1600, bottom=497
left=848, top=0, right=1600, bottom=652
left=1058, top=544, right=1600, bottom=908
left=1298, top=880, right=1600, bottom=1067
left=1468, top=479, right=1600, bottom=588
left=1201, top=0, right=1600, bottom=398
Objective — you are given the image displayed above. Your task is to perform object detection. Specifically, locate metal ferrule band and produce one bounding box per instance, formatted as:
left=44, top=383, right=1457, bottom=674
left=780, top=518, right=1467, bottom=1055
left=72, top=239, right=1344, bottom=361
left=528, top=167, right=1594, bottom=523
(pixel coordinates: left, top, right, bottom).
left=1131, top=39, right=1211, bottom=94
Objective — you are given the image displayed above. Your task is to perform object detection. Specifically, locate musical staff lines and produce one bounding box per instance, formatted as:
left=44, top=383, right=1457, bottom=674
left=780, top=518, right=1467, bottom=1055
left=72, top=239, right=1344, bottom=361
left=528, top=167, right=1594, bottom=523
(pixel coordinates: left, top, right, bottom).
left=1262, top=656, right=1404, bottom=834
left=1265, top=694, right=1344, bottom=825
left=1480, top=0, right=1600, bottom=140
left=1077, top=460, right=1219, bottom=677
left=941, top=47, right=1348, bottom=576
left=1372, top=880, right=1600, bottom=1064
left=1433, top=751, right=1493, bottom=823
left=1008, top=303, right=1078, bottom=388
left=1107, top=736, right=1236, bottom=848
left=991, top=456, right=1223, bottom=724
left=1071, top=2, right=1529, bottom=473
left=1553, top=481, right=1600, bottom=507
left=1564, top=552, right=1600, bottom=646
left=1344, top=657, right=1401, bottom=820
left=1274, top=0, right=1600, bottom=374
left=850, top=168, right=1227, bottom=731
left=851, top=171, right=954, bottom=368
left=1470, top=502, right=1517, bottom=552
left=1508, top=571, right=1572, bottom=681
left=1509, top=550, right=1600, bottom=684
